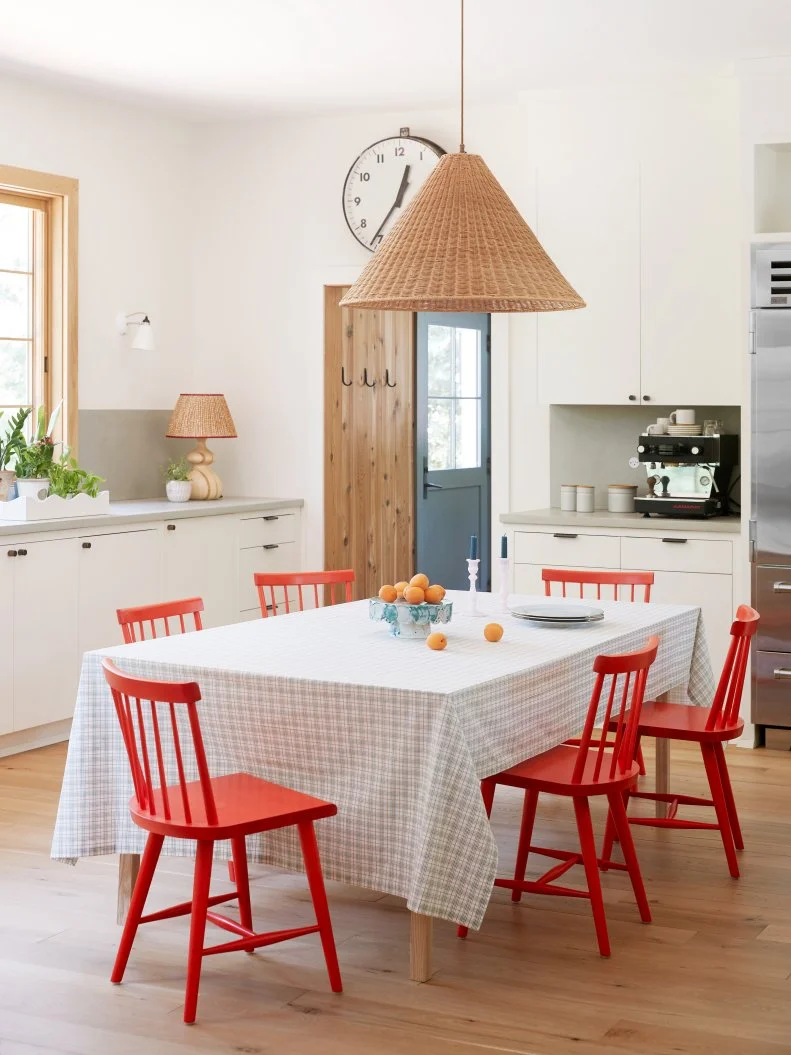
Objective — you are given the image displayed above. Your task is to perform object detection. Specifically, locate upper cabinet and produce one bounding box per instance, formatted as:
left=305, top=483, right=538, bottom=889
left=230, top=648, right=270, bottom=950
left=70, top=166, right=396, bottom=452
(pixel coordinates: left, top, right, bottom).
left=532, top=83, right=742, bottom=407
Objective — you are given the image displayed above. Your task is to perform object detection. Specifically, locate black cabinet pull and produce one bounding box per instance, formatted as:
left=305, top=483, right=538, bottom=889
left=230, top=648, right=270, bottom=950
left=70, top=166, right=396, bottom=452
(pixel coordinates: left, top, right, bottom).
left=7, top=549, right=17, bottom=557
left=263, top=515, right=279, bottom=521
left=166, top=524, right=176, bottom=531
left=17, top=548, right=27, bottom=556
left=553, top=533, right=579, bottom=539
left=662, top=537, right=688, bottom=544
left=263, top=543, right=279, bottom=550
left=628, top=394, right=637, bottom=401
left=642, top=394, right=651, bottom=401
left=82, top=541, right=92, bottom=549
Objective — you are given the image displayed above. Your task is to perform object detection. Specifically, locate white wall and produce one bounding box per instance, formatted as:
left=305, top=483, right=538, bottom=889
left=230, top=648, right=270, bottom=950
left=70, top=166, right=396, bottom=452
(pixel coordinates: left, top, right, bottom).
left=0, top=73, right=195, bottom=410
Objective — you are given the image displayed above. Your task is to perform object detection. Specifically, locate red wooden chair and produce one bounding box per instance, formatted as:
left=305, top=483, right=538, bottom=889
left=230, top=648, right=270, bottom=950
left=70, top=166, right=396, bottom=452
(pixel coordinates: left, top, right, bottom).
left=458, top=637, right=659, bottom=957
left=103, top=659, right=342, bottom=1023
left=601, top=605, right=759, bottom=879
left=254, top=569, right=355, bottom=618
left=542, top=568, right=654, bottom=602
left=117, top=597, right=205, bottom=644
left=544, top=568, right=654, bottom=775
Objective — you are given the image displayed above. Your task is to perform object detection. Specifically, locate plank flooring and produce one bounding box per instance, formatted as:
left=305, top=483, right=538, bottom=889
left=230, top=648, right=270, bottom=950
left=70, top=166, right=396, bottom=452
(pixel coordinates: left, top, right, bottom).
left=1, top=741, right=790, bottom=1053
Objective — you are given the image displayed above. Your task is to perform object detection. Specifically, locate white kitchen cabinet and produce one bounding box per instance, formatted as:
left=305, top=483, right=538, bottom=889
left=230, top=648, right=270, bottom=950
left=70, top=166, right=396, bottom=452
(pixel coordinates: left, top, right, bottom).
left=514, top=531, right=620, bottom=570
left=0, top=546, right=14, bottom=734
left=78, top=529, right=162, bottom=655
left=12, top=538, right=79, bottom=730
left=649, top=570, right=733, bottom=674
left=162, top=515, right=238, bottom=628
left=238, top=541, right=299, bottom=612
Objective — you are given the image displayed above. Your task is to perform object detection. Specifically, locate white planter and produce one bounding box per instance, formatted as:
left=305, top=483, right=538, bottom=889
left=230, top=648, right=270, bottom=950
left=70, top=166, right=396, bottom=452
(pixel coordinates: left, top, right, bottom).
left=15, top=478, right=50, bottom=500
left=166, top=479, right=192, bottom=502
left=1, top=490, right=111, bottom=521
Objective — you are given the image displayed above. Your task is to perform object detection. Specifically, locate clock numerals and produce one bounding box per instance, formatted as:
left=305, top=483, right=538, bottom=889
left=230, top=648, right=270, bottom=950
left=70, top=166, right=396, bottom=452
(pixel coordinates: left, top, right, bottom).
left=360, top=219, right=367, bottom=229
left=360, top=172, right=370, bottom=182
left=354, top=196, right=361, bottom=205
left=394, top=146, right=405, bottom=157
left=376, top=153, right=384, bottom=163
left=372, top=234, right=384, bottom=246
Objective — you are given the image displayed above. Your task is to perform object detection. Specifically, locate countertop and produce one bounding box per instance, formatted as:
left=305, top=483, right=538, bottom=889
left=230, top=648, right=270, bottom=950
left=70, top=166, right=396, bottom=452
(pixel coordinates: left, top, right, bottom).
left=501, top=508, right=742, bottom=535
left=0, top=496, right=303, bottom=538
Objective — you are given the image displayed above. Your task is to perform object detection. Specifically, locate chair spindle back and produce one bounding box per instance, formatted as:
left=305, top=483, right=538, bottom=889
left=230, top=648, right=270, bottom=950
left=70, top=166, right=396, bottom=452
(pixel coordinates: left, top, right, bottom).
left=254, top=569, right=355, bottom=618
left=706, top=605, right=760, bottom=731
left=117, top=597, right=204, bottom=644
left=542, top=568, right=654, bottom=602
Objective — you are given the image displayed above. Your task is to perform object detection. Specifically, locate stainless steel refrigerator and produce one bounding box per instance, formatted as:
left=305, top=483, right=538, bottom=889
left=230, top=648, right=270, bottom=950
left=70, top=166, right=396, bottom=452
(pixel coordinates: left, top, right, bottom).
left=751, top=244, right=791, bottom=728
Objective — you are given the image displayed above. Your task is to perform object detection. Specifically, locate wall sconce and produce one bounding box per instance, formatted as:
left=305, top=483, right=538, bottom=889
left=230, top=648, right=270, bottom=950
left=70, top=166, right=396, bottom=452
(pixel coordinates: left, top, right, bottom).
left=117, top=310, right=155, bottom=351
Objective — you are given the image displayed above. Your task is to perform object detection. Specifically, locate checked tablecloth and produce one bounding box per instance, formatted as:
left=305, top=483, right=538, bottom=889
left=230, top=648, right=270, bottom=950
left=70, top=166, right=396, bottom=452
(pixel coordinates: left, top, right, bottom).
left=51, top=591, right=714, bottom=929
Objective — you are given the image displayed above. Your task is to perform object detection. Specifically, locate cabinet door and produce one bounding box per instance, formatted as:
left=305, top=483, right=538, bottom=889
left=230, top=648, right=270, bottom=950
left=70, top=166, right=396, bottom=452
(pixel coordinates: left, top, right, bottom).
left=238, top=542, right=299, bottom=613
left=162, top=516, right=238, bottom=628
left=13, top=539, right=79, bottom=730
left=0, top=546, right=15, bottom=733
left=649, top=571, right=732, bottom=675
left=536, top=161, right=641, bottom=405
left=78, top=529, right=162, bottom=654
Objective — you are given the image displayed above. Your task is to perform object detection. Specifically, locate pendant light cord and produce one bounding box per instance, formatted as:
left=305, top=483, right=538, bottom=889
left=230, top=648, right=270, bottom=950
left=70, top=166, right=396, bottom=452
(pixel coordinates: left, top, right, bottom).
left=459, top=0, right=466, bottom=152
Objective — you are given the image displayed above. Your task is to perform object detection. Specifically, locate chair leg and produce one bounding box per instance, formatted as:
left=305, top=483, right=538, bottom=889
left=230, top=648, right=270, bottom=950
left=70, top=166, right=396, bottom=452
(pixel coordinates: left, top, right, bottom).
left=511, top=789, right=539, bottom=903
left=111, top=833, right=164, bottom=984
left=600, top=788, right=630, bottom=870
left=714, top=742, right=744, bottom=851
left=227, top=861, right=236, bottom=884
left=574, top=797, right=611, bottom=958
left=701, top=743, right=740, bottom=879
left=459, top=779, right=497, bottom=938
left=231, top=834, right=253, bottom=934
left=607, top=791, right=651, bottom=923
left=636, top=740, right=646, bottom=777
left=184, top=840, right=213, bottom=1025
left=298, top=821, right=343, bottom=993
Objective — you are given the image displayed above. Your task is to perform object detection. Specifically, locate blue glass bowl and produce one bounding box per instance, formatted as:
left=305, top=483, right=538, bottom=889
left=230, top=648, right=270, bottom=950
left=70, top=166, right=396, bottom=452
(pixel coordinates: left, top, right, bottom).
left=369, top=598, right=453, bottom=639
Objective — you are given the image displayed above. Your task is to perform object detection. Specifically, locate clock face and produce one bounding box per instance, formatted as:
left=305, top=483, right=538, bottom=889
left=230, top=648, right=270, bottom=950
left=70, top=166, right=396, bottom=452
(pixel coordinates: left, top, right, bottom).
left=342, top=135, right=445, bottom=251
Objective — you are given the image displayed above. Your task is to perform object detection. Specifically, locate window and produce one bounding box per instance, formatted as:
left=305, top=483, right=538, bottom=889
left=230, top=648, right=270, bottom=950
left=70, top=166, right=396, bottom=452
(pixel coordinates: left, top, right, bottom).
left=0, top=166, right=78, bottom=452
left=426, top=322, right=482, bottom=471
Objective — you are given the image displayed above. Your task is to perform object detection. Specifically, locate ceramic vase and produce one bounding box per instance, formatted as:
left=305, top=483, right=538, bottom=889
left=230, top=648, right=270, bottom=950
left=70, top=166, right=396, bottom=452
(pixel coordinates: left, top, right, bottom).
left=166, top=479, right=192, bottom=503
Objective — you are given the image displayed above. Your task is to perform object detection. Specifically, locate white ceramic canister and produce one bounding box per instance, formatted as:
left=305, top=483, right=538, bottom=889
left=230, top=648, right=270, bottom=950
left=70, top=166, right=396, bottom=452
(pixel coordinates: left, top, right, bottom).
left=608, top=484, right=638, bottom=513
left=560, top=484, right=577, bottom=512
left=576, top=485, right=595, bottom=513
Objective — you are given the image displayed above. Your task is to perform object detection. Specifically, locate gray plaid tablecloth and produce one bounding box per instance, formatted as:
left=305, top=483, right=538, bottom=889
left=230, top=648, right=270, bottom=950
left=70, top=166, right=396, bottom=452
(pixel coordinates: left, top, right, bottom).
left=51, top=591, right=714, bottom=929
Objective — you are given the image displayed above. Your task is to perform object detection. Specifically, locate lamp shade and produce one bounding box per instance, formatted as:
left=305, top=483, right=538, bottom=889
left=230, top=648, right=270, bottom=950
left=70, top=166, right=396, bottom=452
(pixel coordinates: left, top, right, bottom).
left=166, top=393, right=237, bottom=439
left=131, top=316, right=156, bottom=351
left=339, top=152, right=585, bottom=313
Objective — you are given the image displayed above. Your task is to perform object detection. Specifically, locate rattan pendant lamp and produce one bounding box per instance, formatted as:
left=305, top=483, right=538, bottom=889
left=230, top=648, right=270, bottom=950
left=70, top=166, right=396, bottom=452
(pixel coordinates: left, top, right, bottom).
left=340, top=1, right=584, bottom=314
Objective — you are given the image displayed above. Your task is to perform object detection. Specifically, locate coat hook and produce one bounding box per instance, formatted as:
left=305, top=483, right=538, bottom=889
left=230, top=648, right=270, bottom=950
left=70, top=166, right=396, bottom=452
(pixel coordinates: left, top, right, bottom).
left=341, top=367, right=353, bottom=387
left=384, top=369, right=397, bottom=388
left=362, top=368, right=376, bottom=388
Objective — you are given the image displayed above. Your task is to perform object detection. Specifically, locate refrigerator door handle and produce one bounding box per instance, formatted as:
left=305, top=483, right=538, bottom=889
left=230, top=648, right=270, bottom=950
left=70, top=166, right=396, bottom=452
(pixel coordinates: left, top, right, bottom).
left=773, top=582, right=791, bottom=593
left=773, top=668, right=791, bottom=680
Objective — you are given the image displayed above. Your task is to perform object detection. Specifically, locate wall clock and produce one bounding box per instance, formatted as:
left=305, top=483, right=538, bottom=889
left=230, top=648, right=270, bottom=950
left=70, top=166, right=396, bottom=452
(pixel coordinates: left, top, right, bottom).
left=342, top=127, right=445, bottom=251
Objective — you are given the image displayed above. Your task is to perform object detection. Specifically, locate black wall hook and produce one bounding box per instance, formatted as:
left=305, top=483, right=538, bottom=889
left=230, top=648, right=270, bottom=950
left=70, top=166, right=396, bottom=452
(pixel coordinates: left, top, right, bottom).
left=362, top=368, right=376, bottom=388
left=341, top=367, right=353, bottom=387
left=384, top=369, right=396, bottom=388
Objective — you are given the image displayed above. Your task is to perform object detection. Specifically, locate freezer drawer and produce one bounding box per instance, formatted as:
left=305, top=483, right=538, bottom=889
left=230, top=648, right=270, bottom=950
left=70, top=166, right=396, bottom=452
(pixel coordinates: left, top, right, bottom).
left=752, top=649, right=791, bottom=727
left=753, top=565, right=791, bottom=652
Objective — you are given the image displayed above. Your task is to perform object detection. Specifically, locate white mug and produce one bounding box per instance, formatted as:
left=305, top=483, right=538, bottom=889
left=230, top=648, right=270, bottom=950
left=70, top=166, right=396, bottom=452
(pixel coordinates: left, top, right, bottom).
left=656, top=417, right=670, bottom=431
left=670, top=409, right=695, bottom=425
left=646, top=423, right=665, bottom=435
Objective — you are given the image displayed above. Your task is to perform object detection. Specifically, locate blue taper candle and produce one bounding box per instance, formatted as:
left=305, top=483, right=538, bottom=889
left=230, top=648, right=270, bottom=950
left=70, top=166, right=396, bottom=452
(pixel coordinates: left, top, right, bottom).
left=469, top=535, right=478, bottom=560
left=501, top=534, right=508, bottom=558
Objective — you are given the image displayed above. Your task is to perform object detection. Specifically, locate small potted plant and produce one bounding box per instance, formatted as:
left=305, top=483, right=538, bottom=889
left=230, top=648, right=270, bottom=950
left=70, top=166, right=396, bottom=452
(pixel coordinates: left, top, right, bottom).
left=162, top=458, right=192, bottom=502
left=48, top=454, right=104, bottom=499
left=14, top=404, right=60, bottom=499
left=0, top=407, right=32, bottom=500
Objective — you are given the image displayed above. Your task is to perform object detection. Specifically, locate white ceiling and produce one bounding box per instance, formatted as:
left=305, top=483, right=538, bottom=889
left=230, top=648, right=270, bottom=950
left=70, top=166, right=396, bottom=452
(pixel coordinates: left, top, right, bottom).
left=0, top=0, right=790, bottom=118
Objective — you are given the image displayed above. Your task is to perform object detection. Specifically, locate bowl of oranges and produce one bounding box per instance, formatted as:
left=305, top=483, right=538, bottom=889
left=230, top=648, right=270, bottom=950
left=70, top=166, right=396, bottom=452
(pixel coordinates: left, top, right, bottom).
left=369, top=574, right=452, bottom=639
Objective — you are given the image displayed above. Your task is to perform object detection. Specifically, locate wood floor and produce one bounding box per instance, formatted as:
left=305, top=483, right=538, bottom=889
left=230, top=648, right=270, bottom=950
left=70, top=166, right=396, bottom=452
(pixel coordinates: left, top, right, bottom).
left=2, top=741, right=790, bottom=1054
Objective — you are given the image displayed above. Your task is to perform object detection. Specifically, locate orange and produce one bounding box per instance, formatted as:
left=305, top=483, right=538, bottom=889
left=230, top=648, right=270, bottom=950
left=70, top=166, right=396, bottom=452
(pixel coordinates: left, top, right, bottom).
left=424, top=584, right=446, bottom=604
left=404, top=585, right=425, bottom=605
left=378, top=585, right=398, bottom=603
left=394, top=580, right=410, bottom=598
left=484, top=622, right=504, bottom=642
left=426, top=632, right=447, bottom=651
left=410, top=573, right=430, bottom=590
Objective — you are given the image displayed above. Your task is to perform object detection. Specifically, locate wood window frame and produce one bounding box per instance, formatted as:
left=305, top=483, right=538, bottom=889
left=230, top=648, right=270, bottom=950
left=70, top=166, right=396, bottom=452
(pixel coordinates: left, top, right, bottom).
left=0, top=164, right=78, bottom=452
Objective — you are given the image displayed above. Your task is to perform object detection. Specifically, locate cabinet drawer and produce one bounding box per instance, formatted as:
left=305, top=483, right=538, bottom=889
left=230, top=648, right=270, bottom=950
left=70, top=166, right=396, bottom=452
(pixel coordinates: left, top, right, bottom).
left=514, top=530, right=620, bottom=570
left=239, top=513, right=296, bottom=549
left=238, top=542, right=298, bottom=611
left=621, top=536, right=732, bottom=575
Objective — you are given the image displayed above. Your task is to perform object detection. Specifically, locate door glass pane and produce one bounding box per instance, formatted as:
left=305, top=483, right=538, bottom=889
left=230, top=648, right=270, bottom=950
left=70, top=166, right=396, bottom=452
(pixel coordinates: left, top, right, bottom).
left=0, top=340, right=30, bottom=404
left=454, top=398, right=481, bottom=469
left=427, top=324, right=453, bottom=396
left=0, top=273, right=31, bottom=339
left=427, top=398, right=453, bottom=470
left=455, top=327, right=481, bottom=397
left=0, top=203, right=32, bottom=272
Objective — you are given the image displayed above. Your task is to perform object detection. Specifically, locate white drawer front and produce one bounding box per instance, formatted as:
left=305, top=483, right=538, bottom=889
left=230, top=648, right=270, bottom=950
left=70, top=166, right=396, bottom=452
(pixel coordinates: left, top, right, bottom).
left=239, top=513, right=296, bottom=549
left=238, top=542, right=299, bottom=610
left=514, top=530, right=620, bottom=570
left=621, top=536, right=732, bottom=575
left=650, top=571, right=732, bottom=672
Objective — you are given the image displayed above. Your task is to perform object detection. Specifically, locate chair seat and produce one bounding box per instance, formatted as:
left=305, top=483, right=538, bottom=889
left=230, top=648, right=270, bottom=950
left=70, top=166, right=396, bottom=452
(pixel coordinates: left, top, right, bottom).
left=131, top=772, right=337, bottom=839
left=636, top=701, right=743, bottom=743
left=495, top=744, right=639, bottom=796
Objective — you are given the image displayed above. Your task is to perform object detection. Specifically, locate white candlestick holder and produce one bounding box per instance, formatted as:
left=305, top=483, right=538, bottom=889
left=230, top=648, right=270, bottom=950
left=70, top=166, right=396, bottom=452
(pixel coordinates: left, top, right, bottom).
left=499, top=556, right=510, bottom=613
left=467, top=558, right=480, bottom=616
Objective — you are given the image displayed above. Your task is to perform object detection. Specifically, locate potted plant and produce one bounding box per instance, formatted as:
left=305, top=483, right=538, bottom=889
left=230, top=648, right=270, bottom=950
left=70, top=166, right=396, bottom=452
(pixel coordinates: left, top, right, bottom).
left=0, top=407, right=32, bottom=500
left=48, top=454, right=104, bottom=499
left=14, top=404, right=60, bottom=499
left=162, top=458, right=192, bottom=502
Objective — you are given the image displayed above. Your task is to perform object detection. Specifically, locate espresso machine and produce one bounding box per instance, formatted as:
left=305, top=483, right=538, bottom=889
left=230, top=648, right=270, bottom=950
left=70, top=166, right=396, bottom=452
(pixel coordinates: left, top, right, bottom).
left=634, top=433, right=739, bottom=517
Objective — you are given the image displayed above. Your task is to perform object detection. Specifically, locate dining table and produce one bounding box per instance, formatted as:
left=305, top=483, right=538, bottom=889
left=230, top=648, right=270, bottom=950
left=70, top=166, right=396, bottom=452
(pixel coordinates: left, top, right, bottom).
left=51, top=590, right=715, bottom=982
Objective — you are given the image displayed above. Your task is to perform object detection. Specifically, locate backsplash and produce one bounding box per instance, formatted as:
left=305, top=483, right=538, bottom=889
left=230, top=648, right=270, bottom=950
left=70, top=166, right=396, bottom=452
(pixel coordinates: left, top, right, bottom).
left=78, top=410, right=191, bottom=501
left=549, top=405, right=742, bottom=512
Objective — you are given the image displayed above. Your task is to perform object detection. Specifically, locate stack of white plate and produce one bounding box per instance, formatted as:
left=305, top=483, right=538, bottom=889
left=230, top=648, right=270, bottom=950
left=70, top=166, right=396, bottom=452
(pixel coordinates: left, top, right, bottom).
left=667, top=424, right=702, bottom=436
left=509, top=603, right=604, bottom=628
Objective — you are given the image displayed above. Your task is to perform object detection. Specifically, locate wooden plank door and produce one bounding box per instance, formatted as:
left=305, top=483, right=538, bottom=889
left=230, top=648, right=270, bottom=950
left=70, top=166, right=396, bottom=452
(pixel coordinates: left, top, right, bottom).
left=324, top=286, right=414, bottom=600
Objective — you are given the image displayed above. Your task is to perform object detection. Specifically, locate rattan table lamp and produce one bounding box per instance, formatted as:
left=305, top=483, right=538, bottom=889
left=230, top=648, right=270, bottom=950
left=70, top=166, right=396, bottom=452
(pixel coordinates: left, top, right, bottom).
left=166, top=393, right=237, bottom=501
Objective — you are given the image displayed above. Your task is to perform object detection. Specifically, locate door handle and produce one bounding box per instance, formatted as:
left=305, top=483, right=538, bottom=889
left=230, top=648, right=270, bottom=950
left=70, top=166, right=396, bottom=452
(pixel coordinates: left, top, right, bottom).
left=662, top=538, right=688, bottom=544
left=553, top=533, right=578, bottom=539
left=166, top=524, right=176, bottom=531
left=422, top=456, right=444, bottom=499
left=82, top=542, right=92, bottom=549
left=7, top=549, right=17, bottom=557
left=17, top=548, right=27, bottom=556
left=425, top=482, right=444, bottom=491
left=773, top=582, right=791, bottom=593
left=263, top=543, right=279, bottom=550
left=263, top=515, right=279, bottom=521
left=773, top=668, right=791, bottom=680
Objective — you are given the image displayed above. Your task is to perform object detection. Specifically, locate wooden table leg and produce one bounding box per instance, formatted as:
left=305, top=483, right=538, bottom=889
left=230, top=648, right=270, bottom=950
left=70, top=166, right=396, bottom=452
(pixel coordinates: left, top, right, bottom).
left=117, top=852, right=140, bottom=925
left=655, top=738, right=670, bottom=819
left=409, top=912, right=434, bottom=982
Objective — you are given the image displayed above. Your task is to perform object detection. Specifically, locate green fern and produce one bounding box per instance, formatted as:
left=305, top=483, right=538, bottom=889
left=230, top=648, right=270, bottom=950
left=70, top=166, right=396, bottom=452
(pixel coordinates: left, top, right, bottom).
left=0, top=407, right=32, bottom=469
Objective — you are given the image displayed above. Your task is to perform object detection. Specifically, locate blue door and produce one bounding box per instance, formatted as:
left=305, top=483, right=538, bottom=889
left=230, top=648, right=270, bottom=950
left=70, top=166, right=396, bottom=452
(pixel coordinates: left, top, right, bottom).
left=415, top=313, right=491, bottom=591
